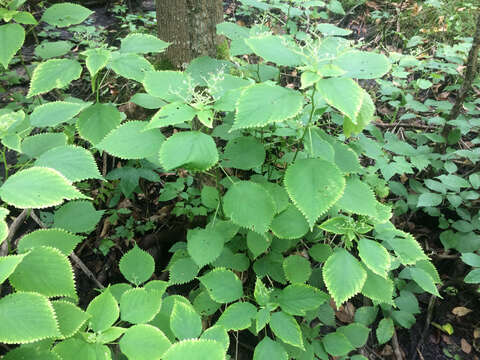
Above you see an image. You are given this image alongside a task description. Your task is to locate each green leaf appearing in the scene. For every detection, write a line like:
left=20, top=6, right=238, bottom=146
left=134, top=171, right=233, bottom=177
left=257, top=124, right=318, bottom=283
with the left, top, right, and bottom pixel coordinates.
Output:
left=255, top=308, right=271, bottom=333
left=0, top=167, right=87, bottom=208
left=119, top=324, right=171, bottom=360
left=270, top=204, right=309, bottom=240
left=28, top=59, right=82, bottom=97
left=86, top=289, right=119, bottom=333
left=30, top=101, right=89, bottom=128
left=216, top=302, right=257, bottom=331
left=13, top=11, right=38, bottom=25
left=146, top=102, right=196, bottom=130
left=322, top=332, right=353, bottom=357
left=0, top=254, right=26, bottom=285
left=269, top=311, right=304, bottom=350
left=83, top=48, right=111, bottom=78
left=317, top=23, right=352, bottom=36
left=409, top=267, right=440, bottom=296
left=278, top=284, right=328, bottom=316
left=130, top=93, right=166, bottom=109
left=52, top=300, right=89, bottom=339
left=77, top=103, right=122, bottom=145
left=41, top=3, right=93, bottom=27
left=358, top=238, right=390, bottom=278
left=336, top=51, right=391, bottom=79
left=284, top=158, right=345, bottom=229
left=247, top=231, right=271, bottom=259
left=201, top=186, right=220, bottom=209
left=53, top=339, right=110, bottom=359
left=258, top=182, right=289, bottom=214
left=170, top=300, right=202, bottom=340
left=283, top=255, right=311, bottom=284
left=0, top=23, right=25, bottom=68
left=464, top=269, right=480, bottom=284
left=223, top=181, right=275, bottom=233
left=193, top=290, right=221, bottom=316
left=354, top=306, right=378, bottom=326
left=159, top=131, right=218, bottom=171
left=245, top=35, right=303, bottom=66
left=97, top=121, right=164, bottom=160
left=120, top=33, right=169, bottom=54
left=199, top=268, right=243, bottom=303
left=0, top=292, right=59, bottom=344
left=308, top=243, right=332, bottom=263
left=187, top=227, right=225, bottom=268
left=9, top=246, right=76, bottom=298
left=332, top=141, right=362, bottom=174
left=53, top=200, right=104, bottom=234
left=21, top=133, right=68, bottom=158
left=386, top=230, right=428, bottom=265
left=35, top=40, right=73, bottom=59
left=0, top=208, right=8, bottom=245
left=417, top=192, right=443, bottom=207
left=361, top=267, right=394, bottom=304
left=36, top=145, right=102, bottom=182
left=323, top=249, right=366, bottom=307
left=163, top=339, right=225, bottom=360
left=337, top=323, right=370, bottom=348
left=143, top=70, right=191, bottom=102
left=319, top=216, right=351, bottom=234
left=108, top=52, right=154, bottom=82
left=376, top=318, right=394, bottom=344
left=17, top=229, right=83, bottom=256
left=254, top=278, right=271, bottom=306
left=119, top=245, right=155, bottom=285
left=200, top=325, right=230, bottom=352
left=120, top=288, right=162, bottom=324
left=223, top=136, right=266, bottom=170
left=335, top=177, right=378, bottom=217
left=316, top=78, right=363, bottom=123
left=253, top=337, right=288, bottom=360
left=461, top=253, right=480, bottom=267
left=169, top=257, right=199, bottom=285
left=3, top=345, right=60, bottom=360
left=232, top=83, right=303, bottom=131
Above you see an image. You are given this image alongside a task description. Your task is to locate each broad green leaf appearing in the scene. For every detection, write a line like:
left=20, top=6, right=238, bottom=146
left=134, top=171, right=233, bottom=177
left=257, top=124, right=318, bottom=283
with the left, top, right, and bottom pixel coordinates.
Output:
left=2, top=346, right=60, bottom=360
left=41, top=3, right=93, bottom=27
left=417, top=192, right=443, bottom=207
left=143, top=71, right=191, bottom=102
left=18, top=229, right=83, bottom=256
left=336, top=51, right=391, bottom=79
left=200, top=325, right=230, bottom=352
left=185, top=56, right=233, bottom=86
left=464, top=269, right=480, bottom=284
left=308, top=243, right=332, bottom=263
left=255, top=308, right=271, bottom=333
left=232, top=83, right=303, bottom=131
left=130, top=93, right=166, bottom=109
left=98, top=121, right=164, bottom=160
left=77, top=103, right=122, bottom=145
left=254, top=278, right=271, bottom=306
left=391, top=310, right=415, bottom=329
left=278, top=284, right=328, bottom=316
left=30, top=101, right=89, bottom=128
left=109, top=52, right=154, bottom=82
left=343, top=91, right=375, bottom=137
left=0, top=292, right=59, bottom=344
left=319, top=216, right=351, bottom=234
left=0, top=254, right=26, bottom=284
left=28, top=59, right=82, bottom=97
left=193, top=290, right=221, bottom=316
left=270, top=311, right=304, bottom=349
left=146, top=102, right=196, bottom=129
left=337, top=323, right=370, bottom=348
left=51, top=300, right=89, bottom=339
left=283, top=255, right=311, bottom=283
left=168, top=257, right=199, bottom=285
left=386, top=230, right=428, bottom=265
left=376, top=318, right=394, bottom=344
left=109, top=283, right=132, bottom=303
left=323, top=249, right=366, bottom=307
left=316, top=78, right=363, bottom=123
left=253, top=337, right=288, bottom=360
left=83, top=48, right=111, bottom=78
left=21, top=133, right=68, bottom=158
left=358, top=238, right=390, bottom=277
left=36, top=145, right=102, bottom=182
left=86, top=289, right=119, bottom=333
left=163, top=339, right=225, bottom=360
left=159, top=131, right=218, bottom=171
left=119, top=245, right=154, bottom=285
left=187, top=227, right=225, bottom=268
left=216, top=302, right=257, bottom=331
left=53, top=200, right=104, bottom=234
left=361, top=267, right=394, bottom=304
left=9, top=246, right=76, bottom=298
left=317, top=23, right=352, bottom=36
left=284, top=159, right=345, bottom=229
left=245, top=35, right=303, bottom=66
left=461, top=253, right=480, bottom=267
left=257, top=181, right=290, bottom=214
left=120, top=33, right=169, bottom=54
left=223, top=181, right=275, bottom=234
left=35, top=40, right=73, bottom=59
left=335, top=177, right=378, bottom=217
left=119, top=324, right=171, bottom=360
left=223, top=136, right=266, bottom=170
left=199, top=268, right=243, bottom=303
left=120, top=288, right=162, bottom=324
left=96, top=326, right=125, bottom=344
left=0, top=23, right=25, bottom=68
left=409, top=267, right=440, bottom=296
left=201, top=186, right=220, bottom=209
left=53, top=339, right=110, bottom=360
left=270, top=204, right=309, bottom=240
left=322, top=332, right=353, bottom=357
left=170, top=300, right=202, bottom=340
left=332, top=141, right=362, bottom=174
left=13, top=11, right=38, bottom=25
left=354, top=306, right=378, bottom=326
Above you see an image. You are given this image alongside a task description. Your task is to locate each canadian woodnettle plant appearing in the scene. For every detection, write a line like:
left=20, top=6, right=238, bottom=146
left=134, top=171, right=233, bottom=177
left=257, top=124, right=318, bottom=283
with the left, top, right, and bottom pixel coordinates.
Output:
left=0, top=1, right=442, bottom=359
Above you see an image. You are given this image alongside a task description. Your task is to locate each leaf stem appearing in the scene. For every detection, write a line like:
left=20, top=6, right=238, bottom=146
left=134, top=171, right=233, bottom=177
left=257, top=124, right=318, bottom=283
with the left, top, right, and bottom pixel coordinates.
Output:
left=292, top=87, right=316, bottom=163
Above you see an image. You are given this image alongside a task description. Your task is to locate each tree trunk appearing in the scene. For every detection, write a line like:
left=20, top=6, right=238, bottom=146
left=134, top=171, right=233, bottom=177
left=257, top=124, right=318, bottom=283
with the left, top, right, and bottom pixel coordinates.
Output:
left=155, top=0, right=224, bottom=69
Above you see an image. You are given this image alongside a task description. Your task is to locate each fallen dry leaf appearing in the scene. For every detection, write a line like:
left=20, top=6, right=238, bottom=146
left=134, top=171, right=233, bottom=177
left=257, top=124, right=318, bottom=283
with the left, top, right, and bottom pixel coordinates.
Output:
left=461, top=338, right=472, bottom=354
left=474, top=328, right=480, bottom=339
left=452, top=306, right=472, bottom=317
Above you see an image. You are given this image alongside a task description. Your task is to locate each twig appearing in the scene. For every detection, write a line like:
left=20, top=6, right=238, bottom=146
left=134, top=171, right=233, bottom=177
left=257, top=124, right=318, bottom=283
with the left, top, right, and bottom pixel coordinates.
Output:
left=30, top=211, right=104, bottom=289
left=373, top=122, right=437, bottom=130
left=392, top=329, right=404, bottom=360
left=411, top=295, right=436, bottom=360
left=0, top=209, right=29, bottom=256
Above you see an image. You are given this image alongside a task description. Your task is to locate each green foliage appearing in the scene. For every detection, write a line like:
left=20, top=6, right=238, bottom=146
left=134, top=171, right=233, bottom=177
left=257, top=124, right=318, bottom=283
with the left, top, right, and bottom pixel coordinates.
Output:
left=119, top=245, right=155, bottom=285
left=27, top=59, right=82, bottom=97
left=0, top=23, right=24, bottom=68
left=53, top=200, right=104, bottom=233
left=41, top=3, right=93, bottom=27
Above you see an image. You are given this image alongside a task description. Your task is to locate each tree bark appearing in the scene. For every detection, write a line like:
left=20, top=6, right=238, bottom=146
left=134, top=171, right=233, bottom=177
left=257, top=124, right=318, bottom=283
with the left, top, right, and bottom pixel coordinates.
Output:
left=155, top=0, right=223, bottom=69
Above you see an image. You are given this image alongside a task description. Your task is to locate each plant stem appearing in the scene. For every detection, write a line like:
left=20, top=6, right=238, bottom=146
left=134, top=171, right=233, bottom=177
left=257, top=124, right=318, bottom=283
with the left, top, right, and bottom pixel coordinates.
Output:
left=292, top=87, right=316, bottom=163
left=2, top=149, right=8, bottom=180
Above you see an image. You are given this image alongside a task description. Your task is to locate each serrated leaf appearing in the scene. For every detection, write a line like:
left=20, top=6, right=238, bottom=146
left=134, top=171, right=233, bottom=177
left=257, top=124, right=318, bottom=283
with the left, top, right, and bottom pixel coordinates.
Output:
left=377, top=318, right=394, bottom=344
left=187, top=227, right=225, bottom=268
left=146, top=102, right=196, bottom=129
left=258, top=181, right=290, bottom=214
left=21, top=133, right=68, bottom=158
left=169, top=257, right=199, bottom=285
left=83, top=48, right=111, bottom=78
left=216, top=302, right=257, bottom=331
left=53, top=338, right=110, bottom=360
left=223, top=181, right=275, bottom=234
left=223, top=136, right=266, bottom=170
left=18, top=228, right=83, bottom=256
left=283, top=255, right=311, bottom=283
left=284, top=159, right=345, bottom=229
left=343, top=90, right=375, bottom=136
left=119, top=245, right=154, bottom=285
left=0, top=292, right=59, bottom=344
left=417, top=192, right=443, bottom=207
left=199, top=268, right=243, bottom=303
left=336, top=51, right=391, bottom=79
left=316, top=78, right=363, bottom=123
left=200, top=325, right=230, bottom=352
left=358, top=238, right=390, bottom=277
left=308, top=243, right=332, bottom=263
left=108, top=52, right=153, bottom=82
left=120, top=33, right=169, bottom=54
left=270, top=204, right=309, bottom=240
left=338, top=323, right=370, bottom=348
left=52, top=300, right=89, bottom=339
left=36, top=145, right=102, bottom=182
left=319, top=216, right=351, bottom=234
left=253, top=337, right=288, bottom=360
left=323, top=249, right=366, bottom=307
left=53, top=200, right=104, bottom=234
left=96, top=326, right=126, bottom=344
left=9, top=246, right=76, bottom=298
left=30, top=101, right=89, bottom=128
left=97, top=121, right=164, bottom=160
left=232, top=83, right=303, bottom=131
left=163, top=339, right=225, bottom=360
left=86, top=289, right=119, bottom=333
left=270, top=311, right=304, bottom=350
left=120, top=288, right=162, bottom=324
left=465, top=269, right=480, bottom=283
left=386, top=230, right=428, bottom=265
left=255, top=308, right=270, bottom=333
left=159, top=131, right=218, bottom=171
left=28, top=59, right=82, bottom=97
left=35, top=40, right=73, bottom=59
left=77, top=103, right=122, bottom=145
left=335, top=177, right=378, bottom=217
left=170, top=300, right=202, bottom=340
left=322, top=332, right=353, bottom=356
left=0, top=23, right=25, bottom=69
left=332, top=141, right=362, bottom=174
left=354, top=306, right=378, bottom=326
left=0, top=254, right=26, bottom=284
left=119, top=324, right=171, bottom=360
left=41, top=3, right=93, bottom=27
left=3, top=345, right=60, bottom=360
left=361, top=267, right=394, bottom=304
left=245, top=35, right=303, bottom=66
left=410, top=267, right=440, bottom=296
left=278, top=284, right=328, bottom=316
left=193, top=290, right=221, bottom=316
left=143, top=70, right=191, bottom=102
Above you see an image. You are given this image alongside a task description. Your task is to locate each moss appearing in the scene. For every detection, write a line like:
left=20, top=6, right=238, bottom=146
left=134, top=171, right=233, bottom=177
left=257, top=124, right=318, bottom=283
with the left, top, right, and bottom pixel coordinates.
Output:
left=154, top=57, right=175, bottom=71
left=216, top=38, right=230, bottom=60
